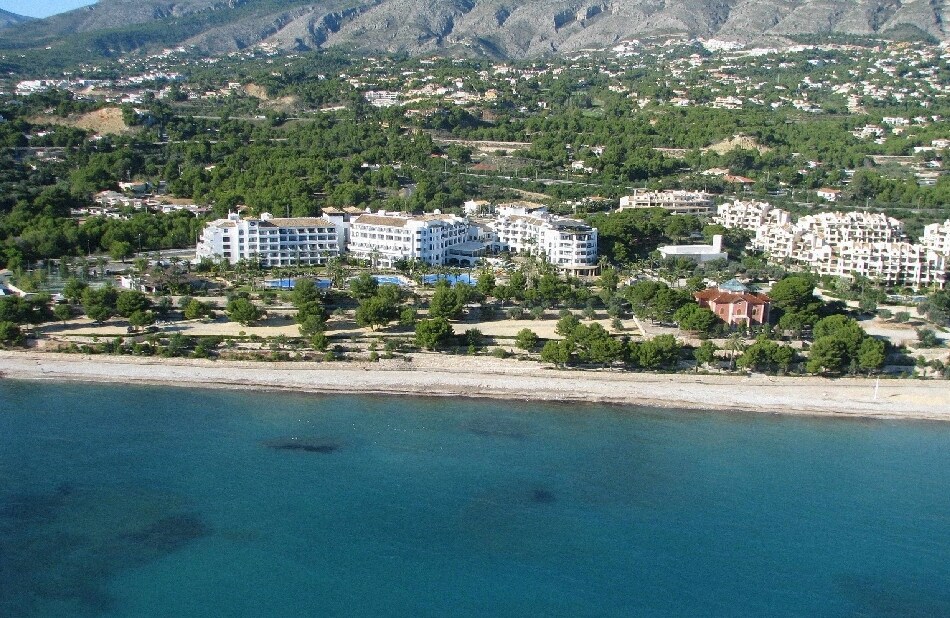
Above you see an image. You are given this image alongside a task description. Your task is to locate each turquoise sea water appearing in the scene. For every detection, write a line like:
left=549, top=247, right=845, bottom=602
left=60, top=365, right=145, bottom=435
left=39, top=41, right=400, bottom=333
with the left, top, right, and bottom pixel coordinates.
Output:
left=1, top=381, right=949, bottom=617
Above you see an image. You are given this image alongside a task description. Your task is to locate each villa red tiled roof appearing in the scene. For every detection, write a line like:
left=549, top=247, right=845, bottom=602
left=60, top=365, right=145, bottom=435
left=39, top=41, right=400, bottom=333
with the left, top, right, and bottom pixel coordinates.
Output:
left=694, top=288, right=770, bottom=305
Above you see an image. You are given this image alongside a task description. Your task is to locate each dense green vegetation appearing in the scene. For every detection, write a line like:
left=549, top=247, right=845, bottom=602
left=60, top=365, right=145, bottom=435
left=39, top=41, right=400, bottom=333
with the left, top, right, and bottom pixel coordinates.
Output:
left=4, top=39, right=949, bottom=271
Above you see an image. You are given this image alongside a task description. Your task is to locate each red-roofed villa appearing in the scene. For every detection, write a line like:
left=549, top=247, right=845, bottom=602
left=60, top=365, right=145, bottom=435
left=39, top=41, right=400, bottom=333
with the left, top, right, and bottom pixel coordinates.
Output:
left=694, top=279, right=771, bottom=327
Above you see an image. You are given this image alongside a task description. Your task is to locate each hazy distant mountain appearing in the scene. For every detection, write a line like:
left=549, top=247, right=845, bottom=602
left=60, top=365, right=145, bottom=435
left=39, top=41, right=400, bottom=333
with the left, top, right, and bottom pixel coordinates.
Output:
left=0, top=8, right=35, bottom=29
left=1, top=0, right=945, bottom=60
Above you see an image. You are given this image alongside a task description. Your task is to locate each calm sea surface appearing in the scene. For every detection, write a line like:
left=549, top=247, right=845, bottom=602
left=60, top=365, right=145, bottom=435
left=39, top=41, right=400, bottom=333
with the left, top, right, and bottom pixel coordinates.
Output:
left=1, top=380, right=949, bottom=617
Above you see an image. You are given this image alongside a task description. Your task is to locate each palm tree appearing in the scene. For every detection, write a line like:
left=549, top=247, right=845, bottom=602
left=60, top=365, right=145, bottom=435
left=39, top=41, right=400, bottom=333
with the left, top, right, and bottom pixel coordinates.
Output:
left=327, top=257, right=346, bottom=289
left=726, top=332, right=746, bottom=370
left=415, top=260, right=432, bottom=287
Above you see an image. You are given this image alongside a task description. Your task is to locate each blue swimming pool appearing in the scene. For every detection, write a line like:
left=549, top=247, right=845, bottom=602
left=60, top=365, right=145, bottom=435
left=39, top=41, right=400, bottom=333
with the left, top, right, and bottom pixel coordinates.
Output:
left=422, top=273, right=477, bottom=286
left=371, top=274, right=412, bottom=287
left=264, top=278, right=332, bottom=290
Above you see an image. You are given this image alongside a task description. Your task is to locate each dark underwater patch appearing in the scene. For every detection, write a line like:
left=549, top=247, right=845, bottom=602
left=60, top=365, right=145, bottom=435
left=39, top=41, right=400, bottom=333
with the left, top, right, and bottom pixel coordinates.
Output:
left=126, top=513, right=210, bottom=552
left=262, top=437, right=341, bottom=454
left=0, top=484, right=210, bottom=617
left=531, top=489, right=556, bottom=504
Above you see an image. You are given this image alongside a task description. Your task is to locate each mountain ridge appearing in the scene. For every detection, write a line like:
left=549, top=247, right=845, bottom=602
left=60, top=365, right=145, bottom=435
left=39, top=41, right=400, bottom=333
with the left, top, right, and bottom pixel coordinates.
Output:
left=0, top=8, right=35, bottom=29
left=1, top=0, right=945, bottom=61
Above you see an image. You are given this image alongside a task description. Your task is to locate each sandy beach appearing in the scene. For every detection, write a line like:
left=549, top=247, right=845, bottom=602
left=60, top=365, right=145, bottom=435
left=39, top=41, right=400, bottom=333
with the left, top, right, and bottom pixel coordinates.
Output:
left=2, top=350, right=948, bottom=421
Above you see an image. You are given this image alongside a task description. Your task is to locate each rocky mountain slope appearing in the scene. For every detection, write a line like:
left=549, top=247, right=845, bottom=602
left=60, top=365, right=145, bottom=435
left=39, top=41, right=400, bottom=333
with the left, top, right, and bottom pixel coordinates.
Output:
left=0, top=8, right=34, bottom=29
left=2, top=0, right=945, bottom=59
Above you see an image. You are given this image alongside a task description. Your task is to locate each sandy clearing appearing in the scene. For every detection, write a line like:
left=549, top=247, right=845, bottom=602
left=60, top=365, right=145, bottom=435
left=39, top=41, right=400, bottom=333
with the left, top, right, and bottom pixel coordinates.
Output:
left=31, top=107, right=132, bottom=135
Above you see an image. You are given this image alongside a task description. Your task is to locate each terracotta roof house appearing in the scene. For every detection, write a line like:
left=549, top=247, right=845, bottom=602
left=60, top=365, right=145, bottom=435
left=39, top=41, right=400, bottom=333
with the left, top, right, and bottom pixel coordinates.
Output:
left=694, top=279, right=771, bottom=326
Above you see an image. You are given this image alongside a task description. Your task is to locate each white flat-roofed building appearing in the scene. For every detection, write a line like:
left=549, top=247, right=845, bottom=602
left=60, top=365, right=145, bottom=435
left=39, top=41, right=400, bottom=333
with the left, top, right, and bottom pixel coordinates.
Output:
left=491, top=212, right=598, bottom=273
left=816, top=188, right=842, bottom=202
left=658, top=235, right=728, bottom=263
left=495, top=202, right=548, bottom=217
left=619, top=190, right=714, bottom=215
left=364, top=90, right=399, bottom=107
left=197, top=212, right=342, bottom=266
left=348, top=210, right=470, bottom=268
left=922, top=220, right=950, bottom=255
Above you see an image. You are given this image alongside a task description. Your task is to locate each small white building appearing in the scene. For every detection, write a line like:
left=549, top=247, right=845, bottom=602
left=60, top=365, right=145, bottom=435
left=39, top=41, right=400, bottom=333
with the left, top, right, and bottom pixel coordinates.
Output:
left=658, top=235, right=727, bottom=263
left=118, top=181, right=150, bottom=194
left=463, top=200, right=492, bottom=216
left=816, top=188, right=842, bottom=202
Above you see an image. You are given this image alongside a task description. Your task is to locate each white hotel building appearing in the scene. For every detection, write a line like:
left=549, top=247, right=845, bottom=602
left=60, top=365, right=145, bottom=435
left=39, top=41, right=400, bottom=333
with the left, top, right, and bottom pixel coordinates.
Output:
left=491, top=210, right=598, bottom=275
left=197, top=213, right=343, bottom=267
left=793, top=211, right=905, bottom=245
left=198, top=207, right=599, bottom=274
left=347, top=211, right=471, bottom=268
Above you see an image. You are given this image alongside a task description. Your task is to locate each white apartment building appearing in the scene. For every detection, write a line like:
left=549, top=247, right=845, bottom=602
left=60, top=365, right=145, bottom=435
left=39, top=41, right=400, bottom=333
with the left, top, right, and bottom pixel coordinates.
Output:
left=348, top=211, right=470, bottom=268
left=795, top=211, right=904, bottom=244
left=720, top=206, right=945, bottom=288
left=364, top=91, right=399, bottom=107
left=808, top=240, right=947, bottom=288
left=491, top=212, right=598, bottom=274
left=619, top=190, right=715, bottom=215
left=197, top=212, right=342, bottom=266
left=921, top=220, right=950, bottom=256
left=715, top=200, right=791, bottom=230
